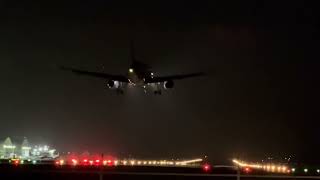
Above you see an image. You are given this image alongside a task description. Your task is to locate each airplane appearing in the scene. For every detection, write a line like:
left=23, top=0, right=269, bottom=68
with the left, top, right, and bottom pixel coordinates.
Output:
left=61, top=44, right=205, bottom=95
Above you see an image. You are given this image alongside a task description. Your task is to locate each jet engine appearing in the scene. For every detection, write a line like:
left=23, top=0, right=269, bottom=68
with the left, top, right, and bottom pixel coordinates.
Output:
left=163, top=80, right=174, bottom=89
left=107, top=80, right=120, bottom=89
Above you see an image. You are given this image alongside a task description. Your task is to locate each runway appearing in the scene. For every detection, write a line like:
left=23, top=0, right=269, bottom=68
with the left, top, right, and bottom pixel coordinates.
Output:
left=2, top=166, right=320, bottom=180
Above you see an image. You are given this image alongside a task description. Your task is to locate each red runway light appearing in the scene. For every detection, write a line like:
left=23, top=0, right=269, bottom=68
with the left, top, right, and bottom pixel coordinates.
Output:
left=244, top=167, right=251, bottom=173
left=203, top=164, right=211, bottom=172
left=95, top=159, right=101, bottom=166
left=107, top=160, right=113, bottom=166
left=14, top=160, right=19, bottom=165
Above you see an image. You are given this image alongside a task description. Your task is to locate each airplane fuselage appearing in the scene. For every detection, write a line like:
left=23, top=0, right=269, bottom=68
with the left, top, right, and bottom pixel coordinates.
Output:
left=127, top=61, right=153, bottom=86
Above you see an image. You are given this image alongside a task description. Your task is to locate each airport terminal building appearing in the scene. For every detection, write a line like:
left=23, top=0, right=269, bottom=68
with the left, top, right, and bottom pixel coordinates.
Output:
left=0, top=137, right=58, bottom=160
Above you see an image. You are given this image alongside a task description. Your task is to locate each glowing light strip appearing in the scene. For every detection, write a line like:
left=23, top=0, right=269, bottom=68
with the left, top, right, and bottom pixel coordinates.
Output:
left=3, top=145, right=16, bottom=149
left=177, top=159, right=203, bottom=165
left=233, top=159, right=289, bottom=173
left=22, top=147, right=31, bottom=150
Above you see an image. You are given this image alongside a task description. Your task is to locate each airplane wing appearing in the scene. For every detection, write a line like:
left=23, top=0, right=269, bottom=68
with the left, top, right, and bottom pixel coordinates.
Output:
left=60, top=66, right=129, bottom=82
left=145, top=72, right=205, bottom=83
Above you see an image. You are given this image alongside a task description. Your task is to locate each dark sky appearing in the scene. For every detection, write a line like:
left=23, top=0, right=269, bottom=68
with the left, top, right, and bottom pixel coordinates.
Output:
left=0, top=1, right=319, bottom=164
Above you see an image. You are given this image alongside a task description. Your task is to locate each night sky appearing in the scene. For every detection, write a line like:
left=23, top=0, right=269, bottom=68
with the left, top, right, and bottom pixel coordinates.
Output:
left=0, top=1, right=319, bottom=164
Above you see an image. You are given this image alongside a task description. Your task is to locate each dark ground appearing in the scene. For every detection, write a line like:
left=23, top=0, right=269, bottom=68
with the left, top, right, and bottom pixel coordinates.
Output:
left=1, top=164, right=319, bottom=180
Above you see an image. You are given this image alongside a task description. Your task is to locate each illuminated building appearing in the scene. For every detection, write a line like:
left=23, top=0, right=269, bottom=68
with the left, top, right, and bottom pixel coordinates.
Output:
left=1, top=137, right=16, bottom=159
left=21, top=138, right=31, bottom=158
left=31, top=145, right=57, bottom=159
left=0, top=137, right=58, bottom=160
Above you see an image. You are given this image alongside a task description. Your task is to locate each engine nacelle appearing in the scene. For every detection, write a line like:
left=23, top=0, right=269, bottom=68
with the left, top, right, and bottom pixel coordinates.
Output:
left=107, top=80, right=120, bottom=89
left=163, top=80, right=174, bottom=89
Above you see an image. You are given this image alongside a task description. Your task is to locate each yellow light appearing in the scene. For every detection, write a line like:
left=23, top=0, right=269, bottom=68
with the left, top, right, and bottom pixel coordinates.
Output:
left=282, top=166, right=287, bottom=172
left=130, top=161, right=135, bottom=165
left=179, top=158, right=203, bottom=164
left=277, top=166, right=282, bottom=172
left=143, top=161, right=147, bottom=165
left=123, top=161, right=127, bottom=165
left=129, top=68, right=134, bottom=73
left=137, top=161, right=141, bottom=165
left=103, top=160, right=107, bottom=165
left=60, top=160, right=64, bottom=165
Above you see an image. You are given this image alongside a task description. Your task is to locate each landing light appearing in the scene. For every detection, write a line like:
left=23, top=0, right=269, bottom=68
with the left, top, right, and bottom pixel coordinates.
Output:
left=129, top=68, right=134, bottom=73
